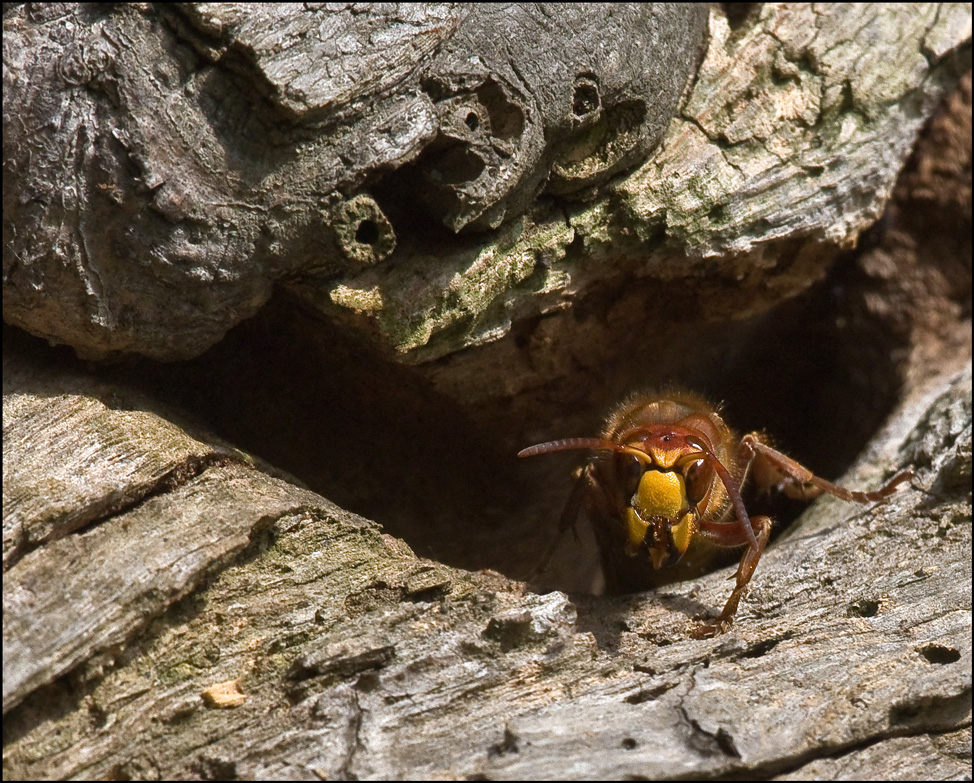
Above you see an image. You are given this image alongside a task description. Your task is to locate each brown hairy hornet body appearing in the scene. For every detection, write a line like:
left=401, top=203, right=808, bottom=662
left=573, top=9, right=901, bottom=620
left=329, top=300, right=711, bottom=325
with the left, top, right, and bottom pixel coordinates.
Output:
left=519, top=390, right=911, bottom=636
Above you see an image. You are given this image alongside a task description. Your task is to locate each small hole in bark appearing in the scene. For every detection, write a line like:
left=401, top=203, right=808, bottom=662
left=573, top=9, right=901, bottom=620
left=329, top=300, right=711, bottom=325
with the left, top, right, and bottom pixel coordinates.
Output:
left=465, top=112, right=479, bottom=131
left=355, top=219, right=379, bottom=246
left=428, top=146, right=486, bottom=185
left=919, top=644, right=960, bottom=664
left=848, top=598, right=881, bottom=617
left=572, top=80, right=600, bottom=119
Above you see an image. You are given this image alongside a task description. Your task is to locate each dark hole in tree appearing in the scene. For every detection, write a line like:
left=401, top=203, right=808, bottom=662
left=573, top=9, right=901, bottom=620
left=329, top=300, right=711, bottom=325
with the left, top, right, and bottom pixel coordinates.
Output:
left=143, top=294, right=516, bottom=573
left=355, top=219, right=379, bottom=245
left=475, top=80, right=524, bottom=140
left=134, top=247, right=905, bottom=594
left=572, top=82, right=600, bottom=119
left=847, top=598, right=881, bottom=618
left=919, top=644, right=961, bottom=665
left=465, top=112, right=480, bottom=131
left=426, top=145, right=486, bottom=185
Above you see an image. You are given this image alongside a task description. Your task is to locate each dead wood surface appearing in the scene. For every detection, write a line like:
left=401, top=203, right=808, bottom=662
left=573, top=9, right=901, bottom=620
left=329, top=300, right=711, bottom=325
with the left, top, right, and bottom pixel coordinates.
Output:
left=2, top=342, right=971, bottom=780
left=2, top=3, right=707, bottom=360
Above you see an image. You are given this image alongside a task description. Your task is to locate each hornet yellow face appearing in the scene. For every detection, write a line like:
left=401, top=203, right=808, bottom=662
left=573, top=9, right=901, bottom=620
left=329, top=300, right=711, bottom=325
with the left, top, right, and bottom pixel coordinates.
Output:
left=624, top=468, right=696, bottom=569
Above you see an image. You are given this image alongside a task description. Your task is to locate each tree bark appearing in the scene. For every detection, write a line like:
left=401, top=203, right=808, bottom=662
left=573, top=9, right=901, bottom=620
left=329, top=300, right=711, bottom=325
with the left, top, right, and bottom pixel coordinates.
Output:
left=3, top=332, right=970, bottom=779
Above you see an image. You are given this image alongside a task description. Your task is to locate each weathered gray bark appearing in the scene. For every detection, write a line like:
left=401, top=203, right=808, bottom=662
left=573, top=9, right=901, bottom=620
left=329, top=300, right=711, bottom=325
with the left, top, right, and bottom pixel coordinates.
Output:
left=3, top=3, right=707, bottom=360
left=3, top=338, right=970, bottom=779
left=3, top=4, right=972, bottom=781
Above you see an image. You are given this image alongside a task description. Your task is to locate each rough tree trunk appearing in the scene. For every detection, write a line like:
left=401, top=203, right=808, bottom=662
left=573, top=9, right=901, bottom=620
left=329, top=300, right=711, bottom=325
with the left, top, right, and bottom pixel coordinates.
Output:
left=3, top=4, right=972, bottom=780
